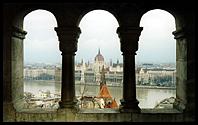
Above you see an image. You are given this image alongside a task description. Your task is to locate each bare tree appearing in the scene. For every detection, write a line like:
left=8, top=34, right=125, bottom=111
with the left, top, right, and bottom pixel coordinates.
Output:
left=79, top=82, right=88, bottom=108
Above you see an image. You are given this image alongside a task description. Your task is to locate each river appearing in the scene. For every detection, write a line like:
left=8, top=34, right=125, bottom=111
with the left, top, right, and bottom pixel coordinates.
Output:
left=24, top=80, right=176, bottom=109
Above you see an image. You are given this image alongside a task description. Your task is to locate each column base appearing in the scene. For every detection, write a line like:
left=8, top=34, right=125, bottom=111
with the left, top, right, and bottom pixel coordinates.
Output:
left=173, top=98, right=186, bottom=112
left=3, top=102, right=16, bottom=122
left=57, top=105, right=79, bottom=121
left=59, top=99, right=78, bottom=108
left=119, top=99, right=141, bottom=113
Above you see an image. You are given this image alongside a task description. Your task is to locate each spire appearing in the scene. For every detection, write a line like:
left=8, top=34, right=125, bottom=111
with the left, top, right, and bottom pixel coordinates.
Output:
left=100, top=65, right=106, bottom=89
left=98, top=48, right=101, bottom=55
left=117, top=59, right=119, bottom=64
left=98, top=84, right=112, bottom=98
left=110, top=59, right=112, bottom=66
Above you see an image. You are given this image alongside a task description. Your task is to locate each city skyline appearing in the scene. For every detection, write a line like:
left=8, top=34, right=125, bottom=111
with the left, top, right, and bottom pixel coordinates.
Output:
left=24, top=9, right=176, bottom=64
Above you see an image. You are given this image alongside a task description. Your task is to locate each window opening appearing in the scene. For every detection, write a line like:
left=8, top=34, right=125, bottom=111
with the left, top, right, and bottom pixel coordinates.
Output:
left=23, top=9, right=61, bottom=111
left=75, top=10, right=122, bottom=110
left=136, top=9, right=176, bottom=109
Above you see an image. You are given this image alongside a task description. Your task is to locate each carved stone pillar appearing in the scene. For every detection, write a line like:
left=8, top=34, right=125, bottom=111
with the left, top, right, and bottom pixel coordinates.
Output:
left=3, top=26, right=27, bottom=121
left=11, top=26, right=27, bottom=110
left=117, top=26, right=143, bottom=113
left=55, top=26, right=81, bottom=108
left=172, top=28, right=188, bottom=111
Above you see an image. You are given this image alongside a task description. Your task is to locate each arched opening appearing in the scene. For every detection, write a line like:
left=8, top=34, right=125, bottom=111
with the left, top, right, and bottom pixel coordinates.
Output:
left=3, top=3, right=195, bottom=122
left=76, top=10, right=122, bottom=109
left=23, top=9, right=61, bottom=111
left=136, top=9, right=176, bottom=109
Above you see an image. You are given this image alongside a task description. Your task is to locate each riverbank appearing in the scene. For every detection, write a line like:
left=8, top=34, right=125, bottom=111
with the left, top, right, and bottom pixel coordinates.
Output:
left=24, top=80, right=176, bottom=89
left=136, top=85, right=176, bottom=90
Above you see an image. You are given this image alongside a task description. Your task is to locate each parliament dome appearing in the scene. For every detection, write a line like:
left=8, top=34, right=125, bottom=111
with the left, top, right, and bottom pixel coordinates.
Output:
left=95, top=49, right=104, bottom=62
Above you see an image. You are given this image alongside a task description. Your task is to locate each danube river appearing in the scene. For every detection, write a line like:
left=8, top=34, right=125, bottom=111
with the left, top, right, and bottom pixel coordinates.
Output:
left=24, top=81, right=176, bottom=109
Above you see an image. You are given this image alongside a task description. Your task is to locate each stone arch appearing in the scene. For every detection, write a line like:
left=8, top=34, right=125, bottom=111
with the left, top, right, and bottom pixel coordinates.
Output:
left=77, top=8, right=120, bottom=27
left=10, top=8, right=59, bottom=111
left=12, top=7, right=58, bottom=29
left=3, top=3, right=195, bottom=122
left=75, top=9, right=122, bottom=108
left=76, top=9, right=121, bottom=58
left=137, top=9, right=176, bottom=109
left=139, top=8, right=176, bottom=26
left=161, top=9, right=193, bottom=112
left=138, top=8, right=193, bottom=112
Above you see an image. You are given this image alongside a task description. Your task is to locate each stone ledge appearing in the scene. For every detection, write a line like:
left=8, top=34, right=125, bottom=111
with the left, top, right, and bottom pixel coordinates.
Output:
left=16, top=108, right=58, bottom=113
left=15, top=108, right=182, bottom=114
left=8, top=108, right=188, bottom=122
left=140, top=108, right=182, bottom=114
left=77, top=108, right=120, bottom=113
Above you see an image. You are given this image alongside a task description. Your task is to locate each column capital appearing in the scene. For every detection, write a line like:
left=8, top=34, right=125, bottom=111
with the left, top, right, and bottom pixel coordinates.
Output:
left=172, top=27, right=193, bottom=40
left=173, top=97, right=186, bottom=112
left=120, top=99, right=140, bottom=113
left=172, top=28, right=186, bottom=40
left=12, top=26, right=27, bottom=39
left=117, top=26, right=143, bottom=54
left=55, top=26, right=81, bottom=54
left=117, top=26, right=143, bottom=35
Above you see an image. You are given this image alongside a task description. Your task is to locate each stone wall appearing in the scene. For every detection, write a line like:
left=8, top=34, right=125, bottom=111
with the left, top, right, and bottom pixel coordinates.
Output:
left=11, top=109, right=191, bottom=122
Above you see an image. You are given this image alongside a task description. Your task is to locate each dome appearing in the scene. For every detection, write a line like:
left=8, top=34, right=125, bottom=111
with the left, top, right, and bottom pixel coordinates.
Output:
left=95, top=49, right=104, bottom=62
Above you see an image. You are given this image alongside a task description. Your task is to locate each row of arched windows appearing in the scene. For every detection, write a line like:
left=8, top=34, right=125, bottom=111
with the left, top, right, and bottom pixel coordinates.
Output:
left=23, top=9, right=176, bottom=110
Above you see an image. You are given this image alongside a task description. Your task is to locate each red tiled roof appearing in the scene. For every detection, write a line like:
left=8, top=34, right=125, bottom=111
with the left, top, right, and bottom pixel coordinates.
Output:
left=97, top=84, right=118, bottom=108
left=110, top=98, right=118, bottom=108
left=98, top=84, right=112, bottom=98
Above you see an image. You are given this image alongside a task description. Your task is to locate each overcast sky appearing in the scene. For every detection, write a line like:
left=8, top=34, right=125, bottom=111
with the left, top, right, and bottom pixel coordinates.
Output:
left=24, top=9, right=176, bottom=64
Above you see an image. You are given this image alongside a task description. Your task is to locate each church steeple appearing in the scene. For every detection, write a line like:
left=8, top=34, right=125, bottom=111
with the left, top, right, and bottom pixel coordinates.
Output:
left=100, top=65, right=106, bottom=89
left=117, top=59, right=119, bottom=64
left=98, top=48, right=101, bottom=55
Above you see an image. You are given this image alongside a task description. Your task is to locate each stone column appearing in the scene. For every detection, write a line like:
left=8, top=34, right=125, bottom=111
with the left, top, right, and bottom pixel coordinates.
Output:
left=11, top=26, right=27, bottom=110
left=55, top=26, right=81, bottom=108
left=117, top=26, right=143, bottom=113
left=3, top=26, right=27, bottom=121
left=172, top=28, right=187, bottom=111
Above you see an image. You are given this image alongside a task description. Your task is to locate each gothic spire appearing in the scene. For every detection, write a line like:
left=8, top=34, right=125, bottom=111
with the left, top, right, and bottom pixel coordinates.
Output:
left=98, top=48, right=100, bottom=55
left=100, top=65, right=106, bottom=89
